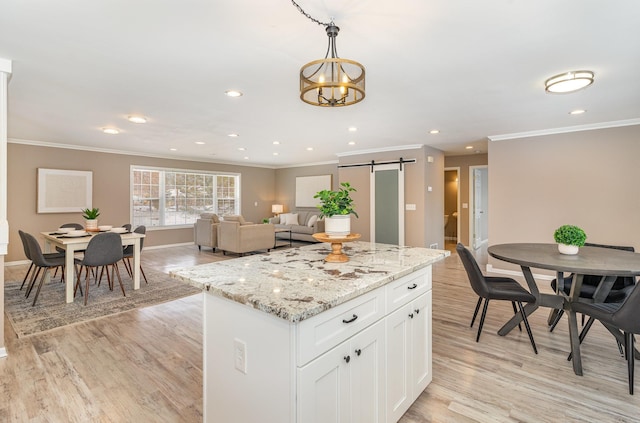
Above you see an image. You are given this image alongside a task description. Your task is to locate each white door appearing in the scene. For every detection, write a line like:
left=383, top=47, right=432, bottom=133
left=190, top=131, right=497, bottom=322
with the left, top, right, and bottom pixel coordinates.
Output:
left=370, top=164, right=405, bottom=245
left=470, top=166, right=488, bottom=249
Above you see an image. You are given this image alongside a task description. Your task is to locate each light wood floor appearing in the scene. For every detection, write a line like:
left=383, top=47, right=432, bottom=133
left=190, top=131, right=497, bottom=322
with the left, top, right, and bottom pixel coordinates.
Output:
left=2, top=244, right=640, bottom=422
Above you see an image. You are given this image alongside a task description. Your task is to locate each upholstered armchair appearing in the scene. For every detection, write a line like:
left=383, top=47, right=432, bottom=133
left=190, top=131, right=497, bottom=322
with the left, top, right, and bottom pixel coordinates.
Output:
left=217, top=219, right=275, bottom=256
left=194, top=213, right=220, bottom=252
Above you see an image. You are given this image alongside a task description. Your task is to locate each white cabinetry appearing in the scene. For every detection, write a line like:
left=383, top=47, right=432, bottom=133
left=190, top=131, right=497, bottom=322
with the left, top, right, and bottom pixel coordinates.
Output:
left=298, top=320, right=386, bottom=423
left=386, top=291, right=432, bottom=423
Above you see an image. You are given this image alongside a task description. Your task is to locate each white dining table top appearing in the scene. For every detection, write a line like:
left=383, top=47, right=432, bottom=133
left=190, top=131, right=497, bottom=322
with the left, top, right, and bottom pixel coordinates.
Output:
left=41, top=230, right=144, bottom=244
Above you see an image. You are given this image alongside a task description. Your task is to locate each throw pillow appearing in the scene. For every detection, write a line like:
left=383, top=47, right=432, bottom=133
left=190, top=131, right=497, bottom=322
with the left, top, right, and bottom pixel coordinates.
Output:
left=278, top=213, right=291, bottom=224
left=283, top=213, right=299, bottom=225
left=307, top=214, right=318, bottom=227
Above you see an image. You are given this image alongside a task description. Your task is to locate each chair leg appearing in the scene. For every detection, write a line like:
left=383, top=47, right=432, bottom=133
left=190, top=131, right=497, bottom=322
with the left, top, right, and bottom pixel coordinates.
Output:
left=20, top=262, right=34, bottom=290
left=567, top=317, right=596, bottom=361
left=549, top=309, right=565, bottom=333
left=32, top=268, right=51, bottom=306
left=113, top=263, right=126, bottom=297
left=84, top=266, right=92, bottom=306
left=517, top=301, right=538, bottom=354
left=625, top=332, right=634, bottom=395
left=511, top=301, right=522, bottom=332
left=25, top=267, right=43, bottom=298
left=476, top=298, right=489, bottom=342
left=140, top=265, right=148, bottom=284
left=470, top=297, right=482, bottom=328
left=123, top=257, right=133, bottom=277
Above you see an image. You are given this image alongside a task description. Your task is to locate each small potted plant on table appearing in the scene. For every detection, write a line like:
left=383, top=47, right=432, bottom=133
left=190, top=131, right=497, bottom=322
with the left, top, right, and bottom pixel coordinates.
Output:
left=553, top=224, right=587, bottom=255
left=82, top=207, right=101, bottom=232
left=314, top=182, right=358, bottom=238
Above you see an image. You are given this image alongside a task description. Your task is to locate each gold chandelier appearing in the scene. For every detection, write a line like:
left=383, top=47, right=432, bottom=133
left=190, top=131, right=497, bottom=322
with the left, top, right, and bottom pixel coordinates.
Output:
left=292, top=1, right=365, bottom=107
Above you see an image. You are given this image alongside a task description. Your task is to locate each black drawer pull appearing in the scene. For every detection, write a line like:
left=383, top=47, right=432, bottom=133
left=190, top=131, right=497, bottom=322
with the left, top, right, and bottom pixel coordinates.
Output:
left=407, top=283, right=418, bottom=290
left=415, top=309, right=420, bottom=314
left=409, top=313, right=414, bottom=319
left=344, top=355, right=351, bottom=363
left=342, top=314, right=358, bottom=324
left=355, top=349, right=362, bottom=357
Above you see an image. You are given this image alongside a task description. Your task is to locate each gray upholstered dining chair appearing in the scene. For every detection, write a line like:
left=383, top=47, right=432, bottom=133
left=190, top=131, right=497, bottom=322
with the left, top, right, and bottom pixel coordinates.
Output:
left=18, top=229, right=64, bottom=291
left=73, top=232, right=125, bottom=305
left=572, top=282, right=640, bottom=394
left=21, top=231, right=66, bottom=306
left=457, top=243, right=538, bottom=354
left=122, top=225, right=147, bottom=284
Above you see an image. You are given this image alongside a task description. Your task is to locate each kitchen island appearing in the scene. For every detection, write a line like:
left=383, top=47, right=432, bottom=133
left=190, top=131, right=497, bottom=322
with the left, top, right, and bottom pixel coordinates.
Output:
left=171, top=241, right=449, bottom=423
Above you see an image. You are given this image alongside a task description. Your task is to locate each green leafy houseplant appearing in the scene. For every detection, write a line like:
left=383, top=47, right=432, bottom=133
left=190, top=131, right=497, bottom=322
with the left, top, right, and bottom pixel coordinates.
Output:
left=81, top=207, right=100, bottom=220
left=314, top=182, right=359, bottom=218
left=553, top=224, right=587, bottom=246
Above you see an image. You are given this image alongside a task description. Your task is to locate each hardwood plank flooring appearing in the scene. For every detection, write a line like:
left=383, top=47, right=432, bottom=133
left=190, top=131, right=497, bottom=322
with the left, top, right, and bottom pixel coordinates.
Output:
left=2, top=243, right=640, bottom=422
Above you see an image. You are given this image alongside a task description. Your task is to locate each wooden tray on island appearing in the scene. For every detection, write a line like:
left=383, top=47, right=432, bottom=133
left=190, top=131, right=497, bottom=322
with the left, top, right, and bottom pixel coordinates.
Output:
left=312, top=232, right=361, bottom=263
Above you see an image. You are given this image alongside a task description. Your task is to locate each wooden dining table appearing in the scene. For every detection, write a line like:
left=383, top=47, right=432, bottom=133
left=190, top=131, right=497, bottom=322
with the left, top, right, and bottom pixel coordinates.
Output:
left=41, top=231, right=145, bottom=303
left=488, top=243, right=640, bottom=376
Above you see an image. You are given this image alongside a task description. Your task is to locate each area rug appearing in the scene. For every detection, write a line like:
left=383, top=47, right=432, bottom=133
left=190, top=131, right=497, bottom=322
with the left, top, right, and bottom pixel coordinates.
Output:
left=4, top=267, right=204, bottom=338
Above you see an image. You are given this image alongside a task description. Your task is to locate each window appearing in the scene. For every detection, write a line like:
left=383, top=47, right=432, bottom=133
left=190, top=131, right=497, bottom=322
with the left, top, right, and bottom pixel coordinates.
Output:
left=131, top=167, right=240, bottom=228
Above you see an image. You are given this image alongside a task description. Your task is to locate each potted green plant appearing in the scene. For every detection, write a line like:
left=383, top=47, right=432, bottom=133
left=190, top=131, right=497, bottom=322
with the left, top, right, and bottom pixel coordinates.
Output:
left=314, top=182, right=358, bottom=238
left=81, top=207, right=101, bottom=232
left=553, top=224, right=587, bottom=255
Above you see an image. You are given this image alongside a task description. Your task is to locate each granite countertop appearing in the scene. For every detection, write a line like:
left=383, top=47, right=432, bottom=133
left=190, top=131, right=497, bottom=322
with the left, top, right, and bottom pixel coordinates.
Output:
left=170, top=241, right=449, bottom=322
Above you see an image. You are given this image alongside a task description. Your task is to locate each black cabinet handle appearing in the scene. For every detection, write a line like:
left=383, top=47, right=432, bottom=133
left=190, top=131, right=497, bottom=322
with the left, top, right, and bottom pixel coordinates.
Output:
left=415, top=309, right=420, bottom=314
left=407, top=283, right=418, bottom=290
left=342, top=314, right=358, bottom=324
left=355, top=349, right=362, bottom=357
left=409, top=313, right=414, bottom=319
left=344, top=355, right=351, bottom=363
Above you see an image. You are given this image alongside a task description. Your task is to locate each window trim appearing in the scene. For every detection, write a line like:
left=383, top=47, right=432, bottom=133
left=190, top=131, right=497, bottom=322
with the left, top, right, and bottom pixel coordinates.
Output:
left=130, top=165, right=241, bottom=229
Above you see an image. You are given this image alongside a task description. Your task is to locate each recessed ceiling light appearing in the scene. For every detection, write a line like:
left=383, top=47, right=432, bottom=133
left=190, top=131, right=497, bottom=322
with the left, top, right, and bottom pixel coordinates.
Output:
left=273, top=152, right=279, bottom=156
left=225, top=90, right=243, bottom=97
left=306, top=147, right=313, bottom=151
left=273, top=141, right=280, bottom=145
left=228, top=133, right=239, bottom=138
left=238, top=147, right=246, bottom=151
left=429, top=129, right=440, bottom=134
left=102, top=128, right=119, bottom=135
left=465, top=146, right=473, bottom=150
left=545, top=70, right=594, bottom=93
left=127, top=116, right=147, bottom=124
left=195, top=141, right=205, bottom=145
left=569, top=109, right=586, bottom=115
left=348, top=141, right=356, bottom=145
left=170, top=148, right=177, bottom=151
left=244, top=156, right=249, bottom=160
left=348, top=127, right=357, bottom=132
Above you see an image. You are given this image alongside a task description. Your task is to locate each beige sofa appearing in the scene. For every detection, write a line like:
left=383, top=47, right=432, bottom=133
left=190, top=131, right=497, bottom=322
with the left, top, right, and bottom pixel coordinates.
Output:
left=218, top=216, right=275, bottom=256
left=194, top=213, right=220, bottom=252
left=269, top=210, right=324, bottom=243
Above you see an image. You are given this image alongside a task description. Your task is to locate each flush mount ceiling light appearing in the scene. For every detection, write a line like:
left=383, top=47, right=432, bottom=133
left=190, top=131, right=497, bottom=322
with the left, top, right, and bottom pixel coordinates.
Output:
left=225, top=90, right=243, bottom=97
left=102, top=128, right=119, bottom=135
left=545, top=70, right=594, bottom=93
left=293, top=1, right=365, bottom=107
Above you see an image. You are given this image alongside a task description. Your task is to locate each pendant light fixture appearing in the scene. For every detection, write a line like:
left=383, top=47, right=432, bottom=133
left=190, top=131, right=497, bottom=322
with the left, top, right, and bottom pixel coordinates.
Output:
left=292, top=1, right=365, bottom=107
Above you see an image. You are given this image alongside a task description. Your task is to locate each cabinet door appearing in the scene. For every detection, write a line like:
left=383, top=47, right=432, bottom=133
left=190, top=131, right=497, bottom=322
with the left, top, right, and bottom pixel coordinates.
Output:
left=410, top=291, right=432, bottom=395
left=350, top=320, right=386, bottom=423
left=298, top=341, right=351, bottom=423
left=385, top=303, right=412, bottom=423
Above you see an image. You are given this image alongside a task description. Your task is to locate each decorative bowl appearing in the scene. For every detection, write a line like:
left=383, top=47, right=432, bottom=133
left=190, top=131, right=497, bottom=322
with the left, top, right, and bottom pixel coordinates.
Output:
left=57, top=227, right=73, bottom=233
left=110, top=227, right=128, bottom=233
left=68, top=230, right=87, bottom=236
left=98, top=225, right=113, bottom=231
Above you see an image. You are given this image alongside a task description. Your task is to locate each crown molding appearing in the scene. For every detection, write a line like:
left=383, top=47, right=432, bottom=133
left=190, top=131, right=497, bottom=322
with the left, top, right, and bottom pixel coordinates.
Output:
left=335, top=144, right=424, bottom=157
left=488, top=118, right=640, bottom=142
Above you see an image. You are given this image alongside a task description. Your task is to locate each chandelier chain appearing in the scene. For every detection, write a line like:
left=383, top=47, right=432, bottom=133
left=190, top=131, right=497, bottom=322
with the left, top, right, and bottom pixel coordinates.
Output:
left=291, top=0, right=331, bottom=27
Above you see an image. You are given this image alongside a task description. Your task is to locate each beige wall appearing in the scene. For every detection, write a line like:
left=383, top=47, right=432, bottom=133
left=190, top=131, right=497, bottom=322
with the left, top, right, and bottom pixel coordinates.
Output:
left=5, top=143, right=275, bottom=262
left=444, top=154, right=488, bottom=245
left=488, top=124, right=640, bottom=272
left=274, top=163, right=340, bottom=215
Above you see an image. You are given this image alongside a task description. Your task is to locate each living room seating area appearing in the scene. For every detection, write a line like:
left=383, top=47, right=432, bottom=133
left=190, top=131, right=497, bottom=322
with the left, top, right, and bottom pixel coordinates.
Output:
left=269, top=210, right=323, bottom=243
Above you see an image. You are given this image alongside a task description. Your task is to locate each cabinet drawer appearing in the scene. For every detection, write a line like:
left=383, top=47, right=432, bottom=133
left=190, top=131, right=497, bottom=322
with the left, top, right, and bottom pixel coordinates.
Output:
left=297, top=288, right=385, bottom=366
left=385, top=266, right=431, bottom=313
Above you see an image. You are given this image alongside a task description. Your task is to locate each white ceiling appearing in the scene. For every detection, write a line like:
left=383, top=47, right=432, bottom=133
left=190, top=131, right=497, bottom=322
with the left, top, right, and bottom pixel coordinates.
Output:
left=2, top=0, right=640, bottom=167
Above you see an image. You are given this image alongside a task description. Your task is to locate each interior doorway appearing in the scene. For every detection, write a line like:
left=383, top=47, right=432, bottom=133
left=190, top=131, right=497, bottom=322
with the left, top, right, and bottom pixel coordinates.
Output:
left=444, top=168, right=460, bottom=250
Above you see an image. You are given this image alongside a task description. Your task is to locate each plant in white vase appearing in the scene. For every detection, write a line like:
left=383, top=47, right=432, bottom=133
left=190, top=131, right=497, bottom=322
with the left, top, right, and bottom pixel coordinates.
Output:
left=314, top=182, right=358, bottom=238
left=553, top=224, right=587, bottom=255
left=81, top=207, right=100, bottom=232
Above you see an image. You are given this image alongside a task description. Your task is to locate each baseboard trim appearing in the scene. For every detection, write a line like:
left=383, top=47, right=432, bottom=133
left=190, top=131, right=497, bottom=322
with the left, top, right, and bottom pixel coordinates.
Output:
left=485, top=264, right=554, bottom=281
left=4, top=259, right=30, bottom=267
left=144, top=242, right=196, bottom=251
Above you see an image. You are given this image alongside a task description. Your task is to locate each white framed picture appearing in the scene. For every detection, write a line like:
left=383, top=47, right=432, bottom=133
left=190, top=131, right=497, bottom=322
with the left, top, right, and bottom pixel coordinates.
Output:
left=37, top=168, right=93, bottom=213
left=295, top=175, right=332, bottom=207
